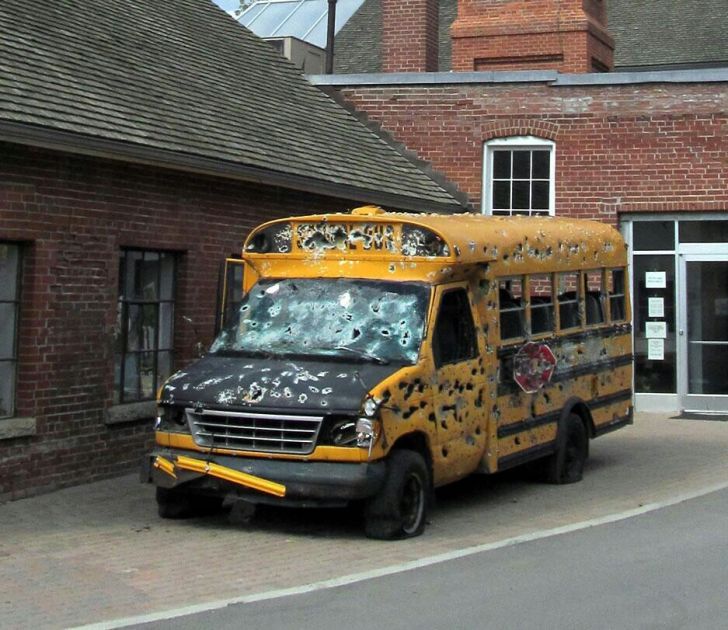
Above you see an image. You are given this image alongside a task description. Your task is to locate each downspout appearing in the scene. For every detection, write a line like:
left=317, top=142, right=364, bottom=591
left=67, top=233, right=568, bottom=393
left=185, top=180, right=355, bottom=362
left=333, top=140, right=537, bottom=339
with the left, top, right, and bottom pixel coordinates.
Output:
left=325, top=0, right=337, bottom=74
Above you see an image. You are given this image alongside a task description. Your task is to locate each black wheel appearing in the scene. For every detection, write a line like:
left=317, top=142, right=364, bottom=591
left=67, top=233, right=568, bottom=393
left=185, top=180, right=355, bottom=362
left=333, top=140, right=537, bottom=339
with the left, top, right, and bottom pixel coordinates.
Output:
left=544, top=413, right=588, bottom=484
left=364, top=449, right=430, bottom=540
left=156, top=487, right=223, bottom=519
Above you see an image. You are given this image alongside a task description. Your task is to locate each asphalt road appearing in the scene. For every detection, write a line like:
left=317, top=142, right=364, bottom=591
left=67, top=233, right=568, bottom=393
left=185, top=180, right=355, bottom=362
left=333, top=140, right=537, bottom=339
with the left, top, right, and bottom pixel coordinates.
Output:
left=135, top=486, right=728, bottom=630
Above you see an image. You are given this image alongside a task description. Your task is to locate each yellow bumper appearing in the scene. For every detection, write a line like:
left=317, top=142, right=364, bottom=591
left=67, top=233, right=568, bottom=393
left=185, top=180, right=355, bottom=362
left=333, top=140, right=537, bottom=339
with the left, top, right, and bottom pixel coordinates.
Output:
left=153, top=455, right=286, bottom=498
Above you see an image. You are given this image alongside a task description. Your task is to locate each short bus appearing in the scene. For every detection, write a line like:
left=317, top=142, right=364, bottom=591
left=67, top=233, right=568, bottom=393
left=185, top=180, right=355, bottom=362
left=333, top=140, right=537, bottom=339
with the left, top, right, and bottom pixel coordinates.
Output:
left=144, top=206, right=632, bottom=539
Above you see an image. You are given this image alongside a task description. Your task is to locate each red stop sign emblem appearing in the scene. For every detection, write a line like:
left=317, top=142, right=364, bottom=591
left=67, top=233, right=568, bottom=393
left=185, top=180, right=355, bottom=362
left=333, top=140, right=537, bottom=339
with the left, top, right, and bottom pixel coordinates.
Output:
left=513, top=342, right=557, bottom=394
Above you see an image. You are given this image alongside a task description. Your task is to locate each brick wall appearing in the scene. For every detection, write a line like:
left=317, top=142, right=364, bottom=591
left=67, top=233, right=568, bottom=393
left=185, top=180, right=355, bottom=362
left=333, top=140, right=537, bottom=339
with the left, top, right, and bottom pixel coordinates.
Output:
left=382, top=0, right=439, bottom=72
left=0, top=143, right=361, bottom=500
left=335, top=81, right=728, bottom=221
left=450, top=0, right=614, bottom=73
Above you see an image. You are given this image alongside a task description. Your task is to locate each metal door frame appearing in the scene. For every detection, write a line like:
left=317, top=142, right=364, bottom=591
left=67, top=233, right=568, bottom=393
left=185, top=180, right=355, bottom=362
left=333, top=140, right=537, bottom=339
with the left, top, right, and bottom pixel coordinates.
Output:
left=678, top=250, right=728, bottom=412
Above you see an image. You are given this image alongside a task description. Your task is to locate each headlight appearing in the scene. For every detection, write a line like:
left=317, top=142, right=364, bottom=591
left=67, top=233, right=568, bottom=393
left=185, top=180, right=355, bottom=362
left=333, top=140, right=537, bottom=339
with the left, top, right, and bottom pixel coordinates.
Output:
left=362, top=396, right=381, bottom=418
left=155, top=405, right=188, bottom=432
left=355, top=418, right=380, bottom=449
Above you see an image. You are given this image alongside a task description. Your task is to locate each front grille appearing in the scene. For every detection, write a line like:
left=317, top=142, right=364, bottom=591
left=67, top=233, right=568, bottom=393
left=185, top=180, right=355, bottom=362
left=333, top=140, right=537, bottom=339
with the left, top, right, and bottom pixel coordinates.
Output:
left=185, top=408, right=324, bottom=455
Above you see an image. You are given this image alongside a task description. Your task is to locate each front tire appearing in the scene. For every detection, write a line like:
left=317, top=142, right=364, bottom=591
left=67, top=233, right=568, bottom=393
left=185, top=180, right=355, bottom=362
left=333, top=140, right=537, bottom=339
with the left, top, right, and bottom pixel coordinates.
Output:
left=364, top=449, right=430, bottom=540
left=544, top=413, right=588, bottom=484
left=156, top=487, right=223, bottom=519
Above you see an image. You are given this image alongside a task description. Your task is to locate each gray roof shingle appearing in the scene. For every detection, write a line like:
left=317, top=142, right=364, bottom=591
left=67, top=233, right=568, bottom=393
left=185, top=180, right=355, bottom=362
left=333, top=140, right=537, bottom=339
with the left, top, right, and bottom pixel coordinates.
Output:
left=0, top=0, right=465, bottom=211
left=332, top=0, right=728, bottom=73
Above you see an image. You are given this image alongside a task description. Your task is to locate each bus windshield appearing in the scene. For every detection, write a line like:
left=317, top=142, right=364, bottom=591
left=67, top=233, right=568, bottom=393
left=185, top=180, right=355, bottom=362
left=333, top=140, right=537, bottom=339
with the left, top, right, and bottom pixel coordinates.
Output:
left=210, top=278, right=430, bottom=364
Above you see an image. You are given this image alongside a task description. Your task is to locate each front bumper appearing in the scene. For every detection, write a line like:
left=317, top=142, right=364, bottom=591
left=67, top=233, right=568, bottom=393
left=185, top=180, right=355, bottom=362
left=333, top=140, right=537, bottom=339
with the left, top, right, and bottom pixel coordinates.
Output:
left=141, top=448, right=386, bottom=507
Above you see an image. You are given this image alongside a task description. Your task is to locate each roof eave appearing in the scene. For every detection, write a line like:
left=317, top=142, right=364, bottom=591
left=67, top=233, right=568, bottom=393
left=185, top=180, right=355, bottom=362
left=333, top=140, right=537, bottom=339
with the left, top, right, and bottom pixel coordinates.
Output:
left=0, top=121, right=466, bottom=215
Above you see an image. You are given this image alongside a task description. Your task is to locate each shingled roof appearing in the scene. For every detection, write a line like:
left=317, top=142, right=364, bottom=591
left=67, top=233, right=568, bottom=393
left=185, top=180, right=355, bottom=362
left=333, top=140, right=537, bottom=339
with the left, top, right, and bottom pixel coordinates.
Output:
left=332, top=0, right=728, bottom=73
left=0, top=0, right=466, bottom=212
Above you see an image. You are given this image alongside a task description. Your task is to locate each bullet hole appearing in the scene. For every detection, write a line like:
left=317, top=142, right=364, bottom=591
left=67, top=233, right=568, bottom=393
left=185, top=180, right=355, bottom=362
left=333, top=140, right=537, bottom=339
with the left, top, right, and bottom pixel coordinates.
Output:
left=442, top=447, right=449, bottom=458
left=428, top=412, right=436, bottom=423
left=419, top=400, right=427, bottom=408
left=471, top=368, right=478, bottom=376
left=320, top=400, right=328, bottom=407
left=352, top=328, right=361, bottom=339
left=465, top=383, right=474, bottom=391
left=441, top=420, right=448, bottom=429
left=402, top=405, right=418, bottom=419
left=465, top=435, right=476, bottom=446
left=298, top=393, right=307, bottom=403
left=475, top=426, right=482, bottom=435
left=380, top=329, right=390, bottom=336
left=515, top=436, right=521, bottom=446
left=543, top=392, right=551, bottom=404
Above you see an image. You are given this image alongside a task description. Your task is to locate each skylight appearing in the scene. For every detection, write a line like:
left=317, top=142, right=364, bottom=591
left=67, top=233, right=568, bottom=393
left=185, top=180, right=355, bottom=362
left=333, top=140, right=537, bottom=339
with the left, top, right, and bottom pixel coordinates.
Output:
left=239, top=0, right=365, bottom=49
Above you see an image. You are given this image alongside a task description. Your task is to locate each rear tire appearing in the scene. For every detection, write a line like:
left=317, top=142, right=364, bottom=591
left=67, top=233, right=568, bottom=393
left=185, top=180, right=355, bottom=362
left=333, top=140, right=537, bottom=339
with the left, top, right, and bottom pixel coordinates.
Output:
left=364, top=449, right=430, bottom=540
left=544, top=413, right=588, bottom=484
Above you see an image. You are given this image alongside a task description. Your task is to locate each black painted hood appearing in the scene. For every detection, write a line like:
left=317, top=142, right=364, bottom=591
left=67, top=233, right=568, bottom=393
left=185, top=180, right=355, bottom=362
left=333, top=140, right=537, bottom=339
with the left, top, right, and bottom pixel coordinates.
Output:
left=159, top=354, right=403, bottom=414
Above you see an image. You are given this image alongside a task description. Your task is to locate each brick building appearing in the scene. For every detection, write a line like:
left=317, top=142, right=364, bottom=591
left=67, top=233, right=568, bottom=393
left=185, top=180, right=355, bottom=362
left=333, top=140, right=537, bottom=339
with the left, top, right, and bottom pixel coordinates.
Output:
left=308, top=0, right=728, bottom=414
left=0, top=0, right=465, bottom=499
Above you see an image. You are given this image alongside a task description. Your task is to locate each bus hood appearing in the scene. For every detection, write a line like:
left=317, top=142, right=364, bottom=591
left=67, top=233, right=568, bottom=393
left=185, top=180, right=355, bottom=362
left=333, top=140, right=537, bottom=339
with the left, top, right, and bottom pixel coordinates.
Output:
left=159, top=354, right=403, bottom=414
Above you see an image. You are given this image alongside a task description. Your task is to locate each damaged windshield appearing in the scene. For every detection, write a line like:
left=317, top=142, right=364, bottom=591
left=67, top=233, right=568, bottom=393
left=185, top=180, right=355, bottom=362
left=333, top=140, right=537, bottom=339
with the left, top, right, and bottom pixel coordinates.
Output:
left=210, top=279, right=430, bottom=364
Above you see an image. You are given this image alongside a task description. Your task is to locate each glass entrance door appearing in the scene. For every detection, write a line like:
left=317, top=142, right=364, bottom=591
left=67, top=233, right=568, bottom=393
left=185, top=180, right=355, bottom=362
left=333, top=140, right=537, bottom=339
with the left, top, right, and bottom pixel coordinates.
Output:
left=678, top=255, right=728, bottom=412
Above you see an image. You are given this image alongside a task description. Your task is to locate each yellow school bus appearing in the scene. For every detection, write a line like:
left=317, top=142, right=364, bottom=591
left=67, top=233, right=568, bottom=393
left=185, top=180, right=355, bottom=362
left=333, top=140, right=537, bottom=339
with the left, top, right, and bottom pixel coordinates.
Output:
left=144, top=206, right=632, bottom=539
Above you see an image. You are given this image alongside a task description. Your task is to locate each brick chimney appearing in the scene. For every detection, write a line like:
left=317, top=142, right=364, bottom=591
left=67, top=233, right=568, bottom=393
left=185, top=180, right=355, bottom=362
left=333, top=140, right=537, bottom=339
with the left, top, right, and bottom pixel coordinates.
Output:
left=451, top=0, right=614, bottom=73
left=382, top=0, right=439, bottom=72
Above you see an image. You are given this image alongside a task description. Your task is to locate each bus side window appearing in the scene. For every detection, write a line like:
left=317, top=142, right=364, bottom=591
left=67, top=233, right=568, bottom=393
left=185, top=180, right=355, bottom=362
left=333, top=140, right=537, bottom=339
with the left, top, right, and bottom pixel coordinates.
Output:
left=584, top=270, right=605, bottom=325
left=607, top=268, right=626, bottom=322
left=558, top=271, right=582, bottom=330
left=529, top=273, right=554, bottom=335
left=433, top=288, right=478, bottom=367
left=498, top=277, right=525, bottom=341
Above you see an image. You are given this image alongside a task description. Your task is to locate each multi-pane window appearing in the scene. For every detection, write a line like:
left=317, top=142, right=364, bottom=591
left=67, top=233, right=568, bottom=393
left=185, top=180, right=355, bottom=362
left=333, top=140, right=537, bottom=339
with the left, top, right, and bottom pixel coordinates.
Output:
left=483, top=137, right=555, bottom=216
left=0, top=243, right=20, bottom=418
left=115, top=250, right=176, bottom=404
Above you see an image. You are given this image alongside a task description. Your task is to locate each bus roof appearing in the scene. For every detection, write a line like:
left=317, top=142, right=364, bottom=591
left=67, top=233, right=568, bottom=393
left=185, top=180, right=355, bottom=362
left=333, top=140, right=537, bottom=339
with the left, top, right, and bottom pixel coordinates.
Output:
left=244, top=206, right=627, bottom=272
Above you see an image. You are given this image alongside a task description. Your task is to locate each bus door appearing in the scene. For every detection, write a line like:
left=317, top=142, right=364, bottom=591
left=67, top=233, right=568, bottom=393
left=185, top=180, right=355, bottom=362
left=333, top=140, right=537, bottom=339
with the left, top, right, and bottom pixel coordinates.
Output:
left=429, top=283, right=489, bottom=484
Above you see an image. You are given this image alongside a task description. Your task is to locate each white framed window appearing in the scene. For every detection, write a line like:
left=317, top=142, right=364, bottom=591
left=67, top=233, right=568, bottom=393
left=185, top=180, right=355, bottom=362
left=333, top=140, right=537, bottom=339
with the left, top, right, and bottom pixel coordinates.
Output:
left=0, top=243, right=21, bottom=419
left=483, top=136, right=555, bottom=216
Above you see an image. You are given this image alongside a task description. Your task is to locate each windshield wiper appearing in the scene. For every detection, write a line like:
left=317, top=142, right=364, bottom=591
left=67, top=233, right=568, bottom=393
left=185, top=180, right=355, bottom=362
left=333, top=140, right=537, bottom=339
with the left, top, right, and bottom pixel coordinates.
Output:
left=334, top=345, right=390, bottom=365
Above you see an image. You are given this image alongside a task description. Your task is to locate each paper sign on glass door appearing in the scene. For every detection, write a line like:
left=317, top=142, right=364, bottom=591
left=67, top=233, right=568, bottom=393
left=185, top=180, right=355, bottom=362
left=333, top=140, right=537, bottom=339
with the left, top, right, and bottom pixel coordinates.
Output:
left=645, top=271, right=666, bottom=289
left=647, top=338, right=664, bottom=361
left=648, top=297, right=664, bottom=318
left=645, top=321, right=667, bottom=338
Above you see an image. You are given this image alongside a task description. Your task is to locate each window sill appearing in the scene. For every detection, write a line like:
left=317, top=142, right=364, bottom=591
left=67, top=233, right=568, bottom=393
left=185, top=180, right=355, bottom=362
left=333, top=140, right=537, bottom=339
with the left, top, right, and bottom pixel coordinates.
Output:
left=105, top=401, right=157, bottom=426
left=0, top=416, right=37, bottom=440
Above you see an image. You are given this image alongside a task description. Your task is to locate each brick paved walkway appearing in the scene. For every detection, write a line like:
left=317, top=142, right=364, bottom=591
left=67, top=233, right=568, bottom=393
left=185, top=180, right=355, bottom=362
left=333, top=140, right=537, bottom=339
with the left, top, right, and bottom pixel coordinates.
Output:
left=1, top=413, right=727, bottom=629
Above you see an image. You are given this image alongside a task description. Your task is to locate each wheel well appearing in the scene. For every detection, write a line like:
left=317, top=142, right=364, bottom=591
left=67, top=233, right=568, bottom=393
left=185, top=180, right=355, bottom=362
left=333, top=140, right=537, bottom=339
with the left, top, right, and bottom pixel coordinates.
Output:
left=562, top=398, right=595, bottom=438
left=390, top=432, right=433, bottom=482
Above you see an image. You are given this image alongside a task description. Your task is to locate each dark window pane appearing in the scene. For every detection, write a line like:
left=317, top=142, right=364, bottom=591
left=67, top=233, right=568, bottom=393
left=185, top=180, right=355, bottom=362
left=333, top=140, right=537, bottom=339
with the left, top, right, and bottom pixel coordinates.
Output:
left=158, top=351, right=173, bottom=388
left=0, top=244, right=19, bottom=301
left=633, top=221, right=674, bottom=251
left=160, top=253, right=175, bottom=300
left=0, top=303, right=17, bottom=359
left=158, top=303, right=174, bottom=350
left=138, top=253, right=159, bottom=300
left=531, top=181, right=549, bottom=209
left=679, top=221, right=728, bottom=244
left=532, top=150, right=550, bottom=179
left=688, top=345, right=728, bottom=395
left=0, top=361, right=15, bottom=417
left=126, top=305, right=142, bottom=351
left=433, top=289, right=477, bottom=366
left=492, top=151, right=511, bottom=179
left=512, top=181, right=530, bottom=209
left=493, top=181, right=511, bottom=210
left=123, top=251, right=142, bottom=299
left=512, top=151, right=530, bottom=179
left=139, top=351, right=156, bottom=400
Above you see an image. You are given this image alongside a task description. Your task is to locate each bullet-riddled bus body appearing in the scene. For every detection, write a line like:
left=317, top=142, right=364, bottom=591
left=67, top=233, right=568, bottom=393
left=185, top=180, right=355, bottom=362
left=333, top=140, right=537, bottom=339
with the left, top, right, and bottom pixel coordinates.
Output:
left=144, top=206, right=632, bottom=539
